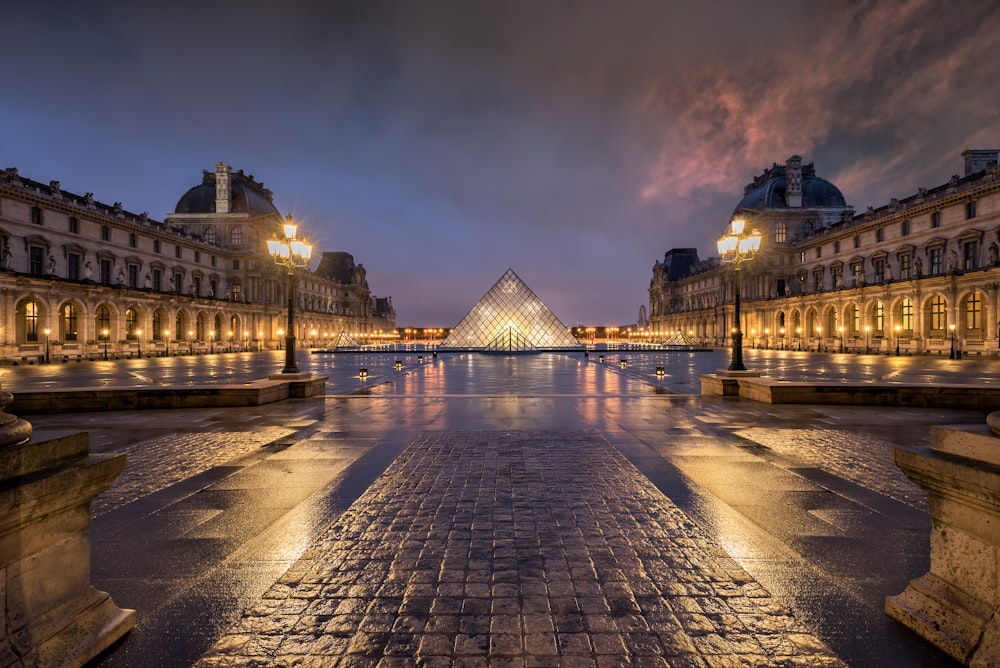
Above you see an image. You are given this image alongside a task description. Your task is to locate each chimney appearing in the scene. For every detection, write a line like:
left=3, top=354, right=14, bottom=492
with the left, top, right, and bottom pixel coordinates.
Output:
left=215, top=162, right=231, bottom=214
left=962, top=149, right=1000, bottom=176
left=785, top=155, right=802, bottom=207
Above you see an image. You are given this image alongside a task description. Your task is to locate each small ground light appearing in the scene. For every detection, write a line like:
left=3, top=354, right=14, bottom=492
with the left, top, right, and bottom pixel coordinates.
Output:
left=418, top=355, right=423, bottom=363
left=656, top=366, right=665, bottom=377
left=359, top=368, right=368, bottom=378
left=599, top=354, right=604, bottom=362
left=620, top=359, right=627, bottom=369
left=395, top=360, right=403, bottom=370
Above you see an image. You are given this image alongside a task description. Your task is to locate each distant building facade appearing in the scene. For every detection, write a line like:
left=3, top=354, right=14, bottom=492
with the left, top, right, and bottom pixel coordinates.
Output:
left=0, top=162, right=393, bottom=360
left=650, top=149, right=1000, bottom=354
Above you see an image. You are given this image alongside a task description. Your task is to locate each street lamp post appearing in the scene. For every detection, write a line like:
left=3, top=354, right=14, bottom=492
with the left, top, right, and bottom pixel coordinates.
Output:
left=796, top=327, right=802, bottom=351
left=894, top=324, right=901, bottom=356
left=716, top=217, right=762, bottom=372
left=838, top=326, right=845, bottom=353
left=136, top=329, right=142, bottom=358
left=864, top=325, right=871, bottom=354
left=101, top=328, right=109, bottom=360
left=43, top=327, right=50, bottom=364
left=949, top=323, right=956, bottom=359
left=816, top=326, right=822, bottom=352
left=268, top=216, right=313, bottom=374
left=209, top=330, right=215, bottom=354
left=164, top=330, right=170, bottom=357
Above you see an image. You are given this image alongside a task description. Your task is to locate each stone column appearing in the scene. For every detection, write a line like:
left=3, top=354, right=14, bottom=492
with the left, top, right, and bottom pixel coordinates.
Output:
left=886, top=415, right=1000, bottom=665
left=0, top=386, right=135, bottom=666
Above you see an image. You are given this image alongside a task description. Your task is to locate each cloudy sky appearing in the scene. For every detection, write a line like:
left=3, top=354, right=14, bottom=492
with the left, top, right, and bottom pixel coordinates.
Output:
left=3, top=1, right=999, bottom=325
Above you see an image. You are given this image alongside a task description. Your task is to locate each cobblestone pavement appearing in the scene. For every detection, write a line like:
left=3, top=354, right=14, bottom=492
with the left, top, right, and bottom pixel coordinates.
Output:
left=197, top=429, right=842, bottom=667
left=91, top=427, right=295, bottom=516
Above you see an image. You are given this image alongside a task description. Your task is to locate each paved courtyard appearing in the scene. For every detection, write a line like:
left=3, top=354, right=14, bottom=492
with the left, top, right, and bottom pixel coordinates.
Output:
left=10, top=349, right=986, bottom=666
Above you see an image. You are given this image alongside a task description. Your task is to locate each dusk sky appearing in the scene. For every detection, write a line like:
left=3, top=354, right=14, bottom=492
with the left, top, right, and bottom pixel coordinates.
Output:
left=3, top=1, right=999, bottom=326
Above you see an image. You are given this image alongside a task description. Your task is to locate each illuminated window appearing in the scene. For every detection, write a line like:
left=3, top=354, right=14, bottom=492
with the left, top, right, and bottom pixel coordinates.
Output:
left=231, top=226, right=242, bottom=246
left=899, top=253, right=911, bottom=279
left=125, top=308, right=138, bottom=339
left=63, top=304, right=78, bottom=341
left=930, top=296, right=947, bottom=331
left=775, top=222, right=787, bottom=243
left=901, top=298, right=913, bottom=331
left=24, top=301, right=39, bottom=341
left=967, top=292, right=983, bottom=330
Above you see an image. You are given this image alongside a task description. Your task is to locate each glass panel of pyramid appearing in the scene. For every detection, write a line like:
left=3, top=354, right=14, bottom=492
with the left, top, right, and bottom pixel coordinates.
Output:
left=441, top=268, right=582, bottom=350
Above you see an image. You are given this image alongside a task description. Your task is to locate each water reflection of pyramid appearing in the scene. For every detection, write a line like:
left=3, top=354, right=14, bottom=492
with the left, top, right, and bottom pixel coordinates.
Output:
left=441, top=268, right=582, bottom=351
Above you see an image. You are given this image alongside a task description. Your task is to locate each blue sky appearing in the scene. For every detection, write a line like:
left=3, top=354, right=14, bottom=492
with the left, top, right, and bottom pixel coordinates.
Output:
left=4, top=1, right=999, bottom=325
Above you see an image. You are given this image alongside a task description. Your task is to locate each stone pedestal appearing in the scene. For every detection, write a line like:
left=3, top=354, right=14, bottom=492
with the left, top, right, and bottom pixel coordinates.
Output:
left=0, top=429, right=135, bottom=667
left=886, top=422, right=1000, bottom=666
left=699, top=369, right=761, bottom=397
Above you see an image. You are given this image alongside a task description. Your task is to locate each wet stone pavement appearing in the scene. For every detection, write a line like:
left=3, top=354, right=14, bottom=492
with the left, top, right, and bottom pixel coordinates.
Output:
left=12, top=349, right=986, bottom=666
left=196, top=430, right=841, bottom=667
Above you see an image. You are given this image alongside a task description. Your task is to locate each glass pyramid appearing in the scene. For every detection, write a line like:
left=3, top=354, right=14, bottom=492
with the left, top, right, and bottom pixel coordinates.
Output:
left=441, top=268, right=582, bottom=351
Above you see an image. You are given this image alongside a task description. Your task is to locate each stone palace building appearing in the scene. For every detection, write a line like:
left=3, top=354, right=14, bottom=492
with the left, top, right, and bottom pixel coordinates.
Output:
left=649, top=148, right=1000, bottom=356
left=0, top=162, right=395, bottom=361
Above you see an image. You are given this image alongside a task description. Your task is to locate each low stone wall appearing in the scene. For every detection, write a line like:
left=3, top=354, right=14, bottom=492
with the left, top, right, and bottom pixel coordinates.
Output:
left=702, top=375, right=1000, bottom=411
left=11, top=377, right=327, bottom=415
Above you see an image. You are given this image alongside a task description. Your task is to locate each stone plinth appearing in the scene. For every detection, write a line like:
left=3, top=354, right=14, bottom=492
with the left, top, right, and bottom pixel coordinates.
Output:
left=0, top=432, right=135, bottom=667
left=699, top=369, right=761, bottom=397
left=886, top=423, right=1000, bottom=666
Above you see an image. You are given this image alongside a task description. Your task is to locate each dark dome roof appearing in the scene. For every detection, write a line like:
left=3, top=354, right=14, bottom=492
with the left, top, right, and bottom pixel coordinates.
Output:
left=174, top=175, right=280, bottom=217
left=734, top=165, right=846, bottom=214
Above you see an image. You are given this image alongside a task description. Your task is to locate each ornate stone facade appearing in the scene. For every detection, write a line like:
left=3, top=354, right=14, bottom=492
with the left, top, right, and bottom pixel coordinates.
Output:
left=650, top=149, right=1000, bottom=355
left=0, top=162, right=393, bottom=360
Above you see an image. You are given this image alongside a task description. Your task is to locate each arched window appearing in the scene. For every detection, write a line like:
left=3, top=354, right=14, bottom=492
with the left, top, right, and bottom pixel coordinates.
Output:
left=847, top=304, right=860, bottom=333
left=873, top=301, right=884, bottom=332
left=25, top=301, right=39, bottom=342
left=231, top=226, right=242, bottom=246
left=96, top=305, right=111, bottom=339
left=152, top=310, right=163, bottom=340
left=204, top=227, right=216, bottom=244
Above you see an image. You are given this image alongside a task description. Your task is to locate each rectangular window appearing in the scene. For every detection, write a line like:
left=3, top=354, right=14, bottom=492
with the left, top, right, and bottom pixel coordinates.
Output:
left=851, top=262, right=863, bottom=284
left=28, top=247, right=45, bottom=276
left=194, top=251, right=200, bottom=263
left=967, top=292, right=982, bottom=329
left=233, top=284, right=242, bottom=302
left=175, top=245, right=182, bottom=259
left=813, top=271, right=823, bottom=292
left=931, top=297, right=946, bottom=331
left=152, top=268, right=162, bottom=292
left=799, top=251, right=805, bottom=263
left=129, top=233, right=137, bottom=248
left=101, top=225, right=110, bottom=241
left=930, top=248, right=943, bottom=274
left=816, top=246, right=822, bottom=259
left=193, top=276, right=201, bottom=296
left=173, top=272, right=183, bottom=292
left=69, top=216, right=79, bottom=234
left=834, top=240, right=841, bottom=254
left=874, top=302, right=884, bottom=331
left=931, top=211, right=941, bottom=228
left=100, top=259, right=112, bottom=284
left=154, top=239, right=161, bottom=253
left=900, top=253, right=911, bottom=279
left=964, top=241, right=977, bottom=270
left=832, top=266, right=842, bottom=288
left=233, top=259, right=240, bottom=270
left=853, top=235, right=861, bottom=249
left=876, top=228, right=884, bottom=242
left=211, top=255, right=216, bottom=267
left=68, top=253, right=81, bottom=281
left=966, top=200, right=977, bottom=219
left=31, top=206, right=42, bottom=225
left=902, top=300, right=914, bottom=330
left=901, top=219, right=910, bottom=236
left=210, top=279, right=218, bottom=298
left=873, top=258, right=884, bottom=283
left=128, top=265, right=139, bottom=289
